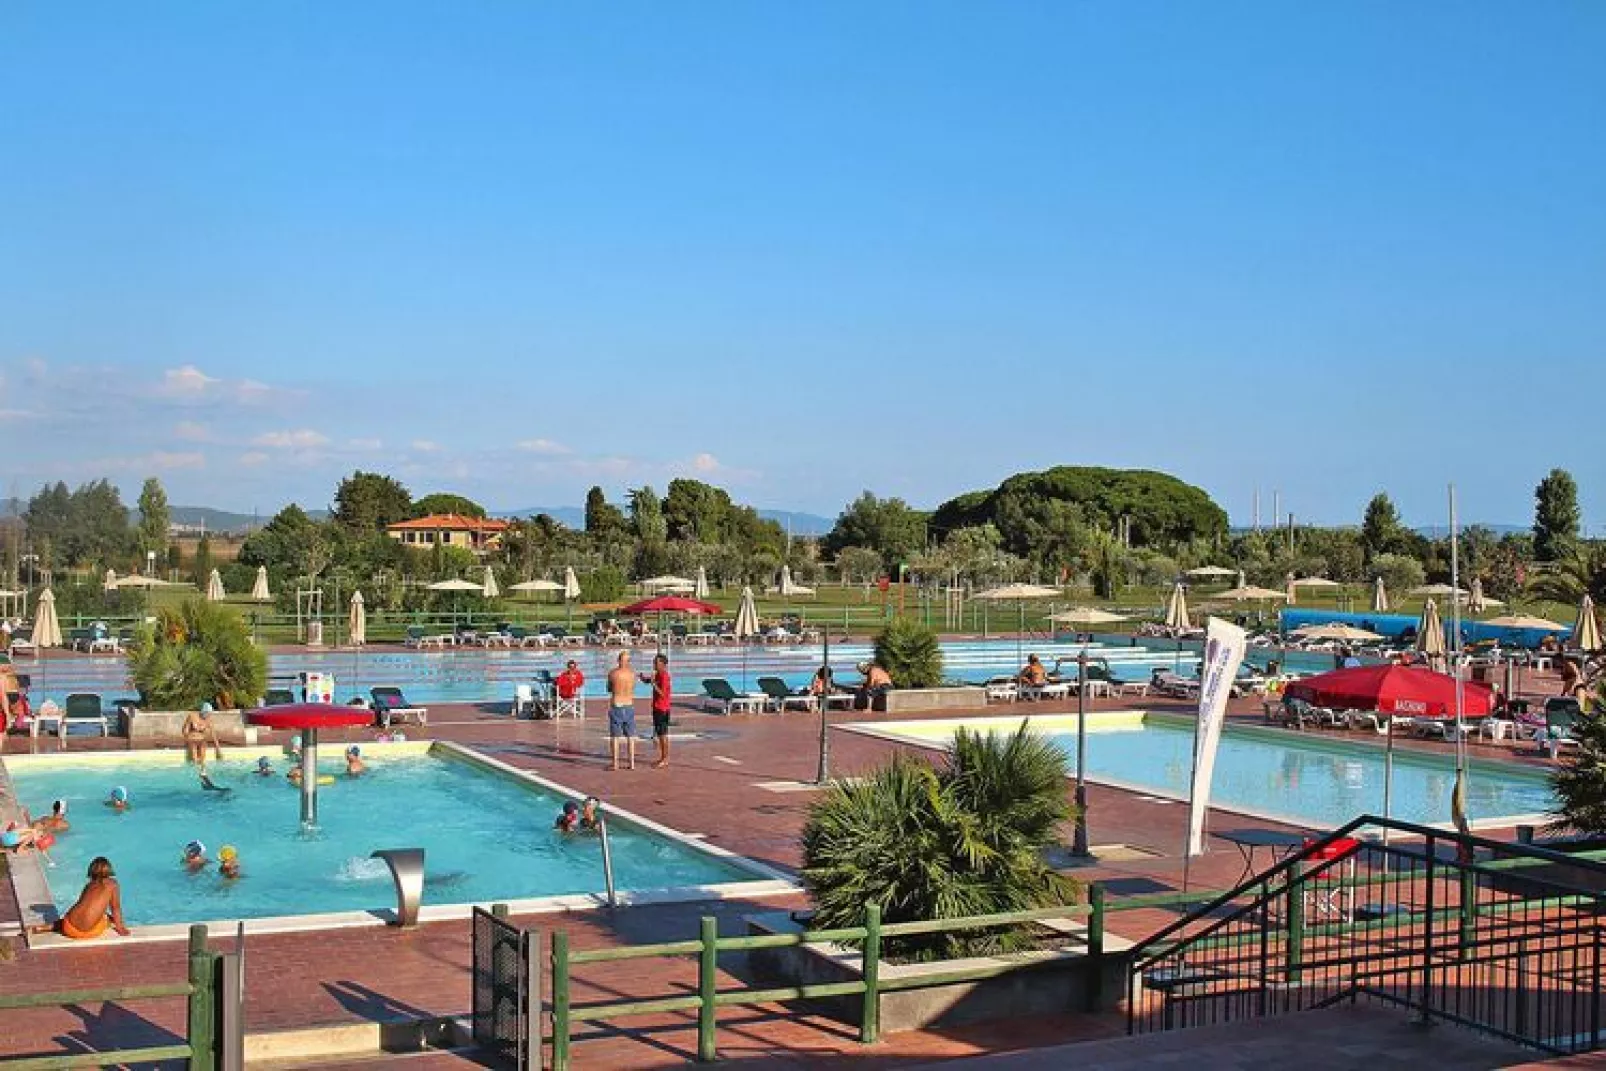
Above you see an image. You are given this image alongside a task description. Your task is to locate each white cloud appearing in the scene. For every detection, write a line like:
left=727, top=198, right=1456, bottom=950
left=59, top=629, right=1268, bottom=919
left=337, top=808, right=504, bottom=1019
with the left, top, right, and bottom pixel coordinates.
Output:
left=516, top=438, right=571, bottom=456
left=0, top=408, right=36, bottom=422
left=347, top=437, right=384, bottom=452
left=253, top=429, right=329, bottom=449
left=691, top=452, right=721, bottom=473
left=159, top=365, right=218, bottom=397
left=411, top=439, right=440, bottom=453
left=238, top=452, right=270, bottom=467
left=172, top=420, right=213, bottom=442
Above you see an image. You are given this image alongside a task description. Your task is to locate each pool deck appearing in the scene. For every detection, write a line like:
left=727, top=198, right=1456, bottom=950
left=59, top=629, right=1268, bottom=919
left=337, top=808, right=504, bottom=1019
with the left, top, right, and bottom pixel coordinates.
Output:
left=0, top=674, right=1568, bottom=1067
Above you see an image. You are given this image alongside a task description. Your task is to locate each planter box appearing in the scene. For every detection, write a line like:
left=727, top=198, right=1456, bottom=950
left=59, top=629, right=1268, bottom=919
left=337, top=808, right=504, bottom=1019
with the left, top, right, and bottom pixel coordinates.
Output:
left=882, top=687, right=986, bottom=714
left=745, top=910, right=1132, bottom=1033
left=127, top=709, right=253, bottom=745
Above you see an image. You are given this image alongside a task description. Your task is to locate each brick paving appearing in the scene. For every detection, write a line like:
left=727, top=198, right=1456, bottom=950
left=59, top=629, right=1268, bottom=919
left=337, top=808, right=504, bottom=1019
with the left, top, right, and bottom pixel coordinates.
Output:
left=0, top=654, right=1574, bottom=1067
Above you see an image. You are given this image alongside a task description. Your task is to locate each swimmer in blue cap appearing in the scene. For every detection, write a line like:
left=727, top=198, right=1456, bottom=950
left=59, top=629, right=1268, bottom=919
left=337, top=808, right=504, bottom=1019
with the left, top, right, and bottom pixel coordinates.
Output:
left=182, top=840, right=209, bottom=873
left=106, top=786, right=130, bottom=812
left=255, top=756, right=275, bottom=777
left=345, top=745, right=365, bottom=777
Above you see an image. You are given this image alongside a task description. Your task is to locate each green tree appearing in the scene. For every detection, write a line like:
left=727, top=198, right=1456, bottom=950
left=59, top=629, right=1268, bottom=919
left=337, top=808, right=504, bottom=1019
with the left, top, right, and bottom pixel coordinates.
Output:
left=579, top=565, right=626, bottom=603
left=1372, top=551, right=1425, bottom=596
left=801, top=722, right=1075, bottom=961
left=663, top=479, right=733, bottom=543
left=584, top=486, right=627, bottom=536
left=823, top=492, right=928, bottom=572
left=239, top=505, right=327, bottom=577
left=1360, top=492, right=1402, bottom=561
left=1534, top=468, right=1581, bottom=562
left=411, top=492, right=486, bottom=519
left=191, top=533, right=214, bottom=588
left=834, top=546, right=883, bottom=584
left=136, top=477, right=170, bottom=559
left=873, top=616, right=944, bottom=688
left=332, top=471, right=412, bottom=532
left=1550, top=682, right=1606, bottom=835
left=128, top=598, right=269, bottom=709
left=1526, top=544, right=1606, bottom=606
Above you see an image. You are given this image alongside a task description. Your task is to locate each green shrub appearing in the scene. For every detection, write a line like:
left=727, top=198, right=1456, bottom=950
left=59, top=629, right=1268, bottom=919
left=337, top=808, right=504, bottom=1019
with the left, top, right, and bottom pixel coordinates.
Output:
left=580, top=566, right=625, bottom=603
left=801, top=722, right=1076, bottom=961
left=874, top=616, right=943, bottom=688
left=128, top=598, right=269, bottom=709
left=1551, top=682, right=1606, bottom=835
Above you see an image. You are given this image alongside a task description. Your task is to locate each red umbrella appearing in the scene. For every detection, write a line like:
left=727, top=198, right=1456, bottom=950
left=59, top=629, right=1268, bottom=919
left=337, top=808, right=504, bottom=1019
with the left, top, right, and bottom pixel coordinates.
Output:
left=618, top=596, right=722, bottom=616
left=1283, top=664, right=1494, bottom=718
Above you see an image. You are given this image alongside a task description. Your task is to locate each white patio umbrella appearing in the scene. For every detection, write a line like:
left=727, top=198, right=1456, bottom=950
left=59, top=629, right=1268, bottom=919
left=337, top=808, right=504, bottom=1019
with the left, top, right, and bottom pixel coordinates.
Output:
left=1292, top=577, right=1342, bottom=589
left=1215, top=584, right=1289, bottom=602
left=103, top=568, right=117, bottom=592
left=428, top=578, right=484, bottom=592
left=1416, top=599, right=1446, bottom=669
left=1574, top=594, right=1603, bottom=653
left=251, top=566, right=271, bottom=601
left=1372, top=576, right=1390, bottom=613
left=974, top=583, right=1060, bottom=667
left=1412, top=583, right=1466, bottom=599
left=205, top=568, right=226, bottom=602
left=1164, top=583, right=1192, bottom=632
left=115, top=574, right=172, bottom=589
left=1484, top=613, right=1566, bottom=632
left=33, top=588, right=63, bottom=648
left=1048, top=607, right=1128, bottom=630
left=694, top=566, right=710, bottom=600
left=563, top=567, right=581, bottom=600
left=641, top=575, right=694, bottom=590
left=509, top=579, right=563, bottom=594
left=482, top=565, right=500, bottom=599
left=1185, top=565, right=1237, bottom=579
left=1292, top=623, right=1384, bottom=643
left=348, top=590, right=366, bottom=646
left=734, top=585, right=761, bottom=688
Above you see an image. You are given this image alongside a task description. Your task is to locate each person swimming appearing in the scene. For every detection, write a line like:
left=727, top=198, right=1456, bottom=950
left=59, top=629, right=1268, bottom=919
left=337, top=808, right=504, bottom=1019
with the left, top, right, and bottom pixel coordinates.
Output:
left=554, top=801, right=580, bottom=834
left=345, top=745, right=365, bottom=777
left=286, top=734, right=303, bottom=761
left=218, top=845, right=241, bottom=880
left=287, top=765, right=303, bottom=786
left=256, top=756, right=275, bottom=777
left=35, top=799, right=69, bottom=833
left=182, top=840, right=209, bottom=873
left=580, top=796, right=602, bottom=832
left=106, top=786, right=130, bottom=812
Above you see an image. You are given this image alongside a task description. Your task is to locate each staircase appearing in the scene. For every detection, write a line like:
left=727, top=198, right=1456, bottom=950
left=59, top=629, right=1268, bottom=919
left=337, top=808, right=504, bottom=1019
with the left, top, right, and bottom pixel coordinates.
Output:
left=1123, top=815, right=1606, bottom=1058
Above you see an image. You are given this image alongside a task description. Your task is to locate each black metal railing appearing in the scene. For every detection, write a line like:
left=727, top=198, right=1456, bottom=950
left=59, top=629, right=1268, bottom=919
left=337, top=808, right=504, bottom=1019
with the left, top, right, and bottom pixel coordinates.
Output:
left=473, top=905, right=538, bottom=1069
left=1126, top=815, right=1606, bottom=1056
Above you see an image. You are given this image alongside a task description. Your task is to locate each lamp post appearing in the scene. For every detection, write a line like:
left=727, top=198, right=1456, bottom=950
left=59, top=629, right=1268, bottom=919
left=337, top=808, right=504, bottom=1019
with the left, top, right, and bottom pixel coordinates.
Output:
left=815, top=626, right=832, bottom=785
left=1072, top=648, right=1092, bottom=857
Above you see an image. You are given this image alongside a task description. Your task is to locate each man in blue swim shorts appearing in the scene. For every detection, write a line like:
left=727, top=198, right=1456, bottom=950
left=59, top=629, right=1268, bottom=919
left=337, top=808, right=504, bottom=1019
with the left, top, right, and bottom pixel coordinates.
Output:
left=606, top=651, right=638, bottom=771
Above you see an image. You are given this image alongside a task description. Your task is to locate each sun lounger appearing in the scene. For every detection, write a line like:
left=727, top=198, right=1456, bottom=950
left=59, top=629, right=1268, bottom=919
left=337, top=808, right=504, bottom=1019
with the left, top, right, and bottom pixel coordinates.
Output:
left=756, top=676, right=815, bottom=712
left=370, top=686, right=429, bottom=727
left=417, top=632, right=456, bottom=648
left=1149, top=670, right=1198, bottom=699
left=1347, top=711, right=1393, bottom=735
left=700, top=678, right=768, bottom=715
left=7, top=628, right=36, bottom=657
left=984, top=677, right=1019, bottom=702
left=61, top=693, right=109, bottom=740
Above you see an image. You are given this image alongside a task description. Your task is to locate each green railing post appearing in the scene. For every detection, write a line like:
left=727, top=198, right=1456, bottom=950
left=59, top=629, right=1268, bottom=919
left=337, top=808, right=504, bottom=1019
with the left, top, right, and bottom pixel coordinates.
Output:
left=697, top=916, right=718, bottom=1062
left=1285, top=873, right=1305, bottom=984
left=1458, top=868, right=1476, bottom=961
left=860, top=903, right=881, bottom=1044
left=186, top=924, right=216, bottom=1071
left=1086, top=884, right=1106, bottom=1011
left=551, top=931, right=571, bottom=1071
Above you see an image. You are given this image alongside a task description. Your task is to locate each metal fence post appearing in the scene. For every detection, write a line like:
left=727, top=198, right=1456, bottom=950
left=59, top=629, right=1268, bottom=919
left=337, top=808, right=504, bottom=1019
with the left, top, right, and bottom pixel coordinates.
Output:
left=861, top=903, right=881, bottom=1043
left=1458, top=867, right=1476, bottom=961
left=551, top=931, right=570, bottom=1071
left=187, top=924, right=216, bottom=1071
left=698, top=916, right=718, bottom=1062
left=1418, top=835, right=1437, bottom=1024
left=1086, top=884, right=1106, bottom=1011
left=1285, top=874, right=1305, bottom=985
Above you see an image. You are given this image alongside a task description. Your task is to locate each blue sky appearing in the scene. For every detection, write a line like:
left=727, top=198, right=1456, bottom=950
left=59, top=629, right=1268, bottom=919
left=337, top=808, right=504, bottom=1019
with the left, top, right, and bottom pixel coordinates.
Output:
left=2, top=2, right=1602, bottom=531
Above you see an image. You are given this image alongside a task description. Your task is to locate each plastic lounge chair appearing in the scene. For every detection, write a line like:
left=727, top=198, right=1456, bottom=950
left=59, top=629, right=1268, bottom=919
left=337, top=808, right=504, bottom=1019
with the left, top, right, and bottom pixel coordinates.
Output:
left=984, top=676, right=1019, bottom=703
left=7, top=628, right=36, bottom=657
left=756, top=676, right=815, bottom=712
left=263, top=689, right=296, bottom=706
left=62, top=693, right=109, bottom=739
left=700, top=678, right=768, bottom=715
left=1348, top=711, right=1393, bottom=735
left=370, top=686, right=429, bottom=728
left=1541, top=698, right=1580, bottom=752
left=404, top=627, right=426, bottom=648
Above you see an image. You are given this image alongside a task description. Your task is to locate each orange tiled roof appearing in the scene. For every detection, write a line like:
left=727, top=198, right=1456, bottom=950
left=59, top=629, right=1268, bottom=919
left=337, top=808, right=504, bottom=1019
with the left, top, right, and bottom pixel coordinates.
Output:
left=386, top=513, right=510, bottom=532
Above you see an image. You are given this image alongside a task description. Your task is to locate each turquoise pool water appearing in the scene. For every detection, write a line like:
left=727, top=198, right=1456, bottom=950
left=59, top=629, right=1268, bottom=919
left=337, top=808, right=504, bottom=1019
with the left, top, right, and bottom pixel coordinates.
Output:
left=19, top=639, right=1333, bottom=708
left=5, top=750, right=755, bottom=926
left=1049, top=720, right=1554, bottom=827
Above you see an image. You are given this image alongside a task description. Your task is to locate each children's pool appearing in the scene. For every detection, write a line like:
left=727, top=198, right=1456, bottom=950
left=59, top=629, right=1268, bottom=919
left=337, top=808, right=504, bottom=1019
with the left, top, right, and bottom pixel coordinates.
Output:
left=844, top=712, right=1555, bottom=830
left=3, top=743, right=782, bottom=930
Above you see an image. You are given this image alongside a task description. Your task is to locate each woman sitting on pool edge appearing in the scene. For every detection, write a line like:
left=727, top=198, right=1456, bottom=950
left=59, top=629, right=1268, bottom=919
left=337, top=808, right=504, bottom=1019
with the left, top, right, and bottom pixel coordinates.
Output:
left=32, top=857, right=130, bottom=940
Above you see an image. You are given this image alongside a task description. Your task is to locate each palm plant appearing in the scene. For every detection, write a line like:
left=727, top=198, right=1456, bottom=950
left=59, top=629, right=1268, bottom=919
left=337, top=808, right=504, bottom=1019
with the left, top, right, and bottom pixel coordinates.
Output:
left=873, top=616, right=944, bottom=688
left=128, top=598, right=268, bottom=710
left=1552, top=682, right=1606, bottom=836
left=801, top=722, right=1076, bottom=961
left=1526, top=545, right=1606, bottom=607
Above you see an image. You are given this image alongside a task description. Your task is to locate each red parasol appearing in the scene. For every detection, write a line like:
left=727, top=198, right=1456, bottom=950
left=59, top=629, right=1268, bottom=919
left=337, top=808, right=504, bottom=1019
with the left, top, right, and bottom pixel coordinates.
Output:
left=617, top=596, right=722, bottom=616
left=1282, top=664, right=1494, bottom=718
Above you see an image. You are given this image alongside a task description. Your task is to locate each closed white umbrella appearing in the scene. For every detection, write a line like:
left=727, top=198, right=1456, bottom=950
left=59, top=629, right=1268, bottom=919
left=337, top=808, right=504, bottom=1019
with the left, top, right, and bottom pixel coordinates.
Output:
left=482, top=565, right=500, bottom=599
left=1416, top=599, right=1446, bottom=667
left=103, top=568, right=117, bottom=592
left=1164, top=583, right=1192, bottom=632
left=348, top=590, right=366, bottom=646
left=562, top=567, right=581, bottom=601
left=1286, top=574, right=1297, bottom=606
left=33, top=588, right=63, bottom=648
left=1574, top=595, right=1603, bottom=653
left=1373, top=576, right=1390, bottom=613
left=694, top=566, right=710, bottom=600
left=1468, top=578, right=1486, bottom=614
left=205, top=569, right=225, bottom=602
left=251, top=566, right=271, bottom=601
left=734, top=586, right=760, bottom=639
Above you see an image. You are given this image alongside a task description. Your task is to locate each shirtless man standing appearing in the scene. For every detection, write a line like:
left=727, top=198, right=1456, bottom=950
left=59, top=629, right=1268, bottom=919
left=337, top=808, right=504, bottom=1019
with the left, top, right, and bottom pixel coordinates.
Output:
left=606, top=652, right=638, bottom=771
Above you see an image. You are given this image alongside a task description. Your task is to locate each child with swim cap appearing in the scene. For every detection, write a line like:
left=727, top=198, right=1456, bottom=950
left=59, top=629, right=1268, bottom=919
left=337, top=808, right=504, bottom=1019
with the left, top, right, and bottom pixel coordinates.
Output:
left=182, top=840, right=209, bottom=873
left=255, top=756, right=275, bottom=777
left=106, top=787, right=130, bottom=812
left=218, top=845, right=241, bottom=880
left=345, top=745, right=365, bottom=777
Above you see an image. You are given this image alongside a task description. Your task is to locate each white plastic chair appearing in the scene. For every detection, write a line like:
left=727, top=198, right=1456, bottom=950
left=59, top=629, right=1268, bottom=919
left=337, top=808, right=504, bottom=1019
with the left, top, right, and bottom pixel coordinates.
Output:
left=512, top=684, right=535, bottom=718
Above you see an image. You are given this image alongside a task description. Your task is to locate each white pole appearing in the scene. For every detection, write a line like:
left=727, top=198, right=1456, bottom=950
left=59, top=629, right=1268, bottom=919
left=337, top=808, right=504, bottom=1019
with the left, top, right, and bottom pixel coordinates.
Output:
left=1450, top=484, right=1469, bottom=831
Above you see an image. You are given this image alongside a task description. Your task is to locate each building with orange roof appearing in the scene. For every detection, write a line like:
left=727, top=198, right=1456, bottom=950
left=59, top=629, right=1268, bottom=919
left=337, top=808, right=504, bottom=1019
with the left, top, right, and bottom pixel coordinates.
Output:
left=385, top=513, right=510, bottom=555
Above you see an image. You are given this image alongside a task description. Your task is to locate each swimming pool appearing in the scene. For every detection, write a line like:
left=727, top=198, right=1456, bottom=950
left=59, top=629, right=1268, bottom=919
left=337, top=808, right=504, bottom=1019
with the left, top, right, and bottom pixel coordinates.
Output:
left=843, top=712, right=1555, bottom=830
left=14, top=639, right=1336, bottom=708
left=2, top=742, right=790, bottom=936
